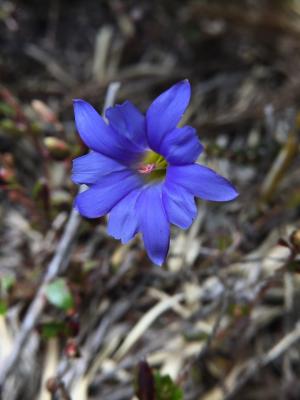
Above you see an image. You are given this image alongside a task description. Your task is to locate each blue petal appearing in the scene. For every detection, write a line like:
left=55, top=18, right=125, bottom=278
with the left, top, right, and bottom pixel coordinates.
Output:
left=106, top=101, right=147, bottom=150
left=146, top=80, right=191, bottom=151
left=73, top=99, right=139, bottom=163
left=137, top=184, right=170, bottom=266
left=75, top=170, right=142, bottom=218
left=159, top=126, right=203, bottom=165
left=72, top=151, right=125, bottom=184
left=162, top=182, right=197, bottom=229
left=167, top=164, right=239, bottom=201
left=107, top=188, right=142, bottom=244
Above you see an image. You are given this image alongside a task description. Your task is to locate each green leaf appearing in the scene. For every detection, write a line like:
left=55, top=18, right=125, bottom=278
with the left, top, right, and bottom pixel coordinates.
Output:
left=45, top=278, right=74, bottom=311
left=0, top=300, right=7, bottom=315
left=0, top=102, right=16, bottom=117
left=154, top=373, right=183, bottom=400
left=1, top=274, right=15, bottom=294
left=40, top=321, right=69, bottom=339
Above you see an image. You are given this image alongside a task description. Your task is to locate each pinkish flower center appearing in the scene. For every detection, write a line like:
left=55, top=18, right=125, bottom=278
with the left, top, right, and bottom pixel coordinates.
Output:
left=137, top=163, right=156, bottom=174
left=136, top=150, right=167, bottom=182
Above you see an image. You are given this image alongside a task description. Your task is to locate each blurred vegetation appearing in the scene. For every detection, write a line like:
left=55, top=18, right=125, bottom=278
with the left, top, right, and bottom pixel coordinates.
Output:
left=1, top=0, right=300, bottom=399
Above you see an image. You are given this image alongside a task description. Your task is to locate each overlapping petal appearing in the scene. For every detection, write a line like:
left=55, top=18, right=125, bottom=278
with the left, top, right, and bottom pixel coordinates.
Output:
left=159, top=126, right=203, bottom=165
left=75, top=170, right=142, bottom=218
left=146, top=80, right=191, bottom=151
left=167, top=164, right=238, bottom=201
left=73, top=81, right=239, bottom=266
left=137, top=184, right=170, bottom=266
left=107, top=188, right=142, bottom=244
left=162, top=182, right=197, bottom=229
left=73, top=100, right=140, bottom=163
left=72, top=151, right=125, bottom=184
left=106, top=101, right=147, bottom=150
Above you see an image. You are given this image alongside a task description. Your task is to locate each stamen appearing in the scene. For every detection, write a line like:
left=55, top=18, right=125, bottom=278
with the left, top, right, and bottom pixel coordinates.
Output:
left=138, top=163, right=156, bottom=174
left=136, top=150, right=168, bottom=182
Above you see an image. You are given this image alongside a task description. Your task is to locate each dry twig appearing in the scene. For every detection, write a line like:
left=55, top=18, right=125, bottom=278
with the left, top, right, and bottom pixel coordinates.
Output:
left=0, top=82, right=121, bottom=389
left=224, top=321, right=300, bottom=399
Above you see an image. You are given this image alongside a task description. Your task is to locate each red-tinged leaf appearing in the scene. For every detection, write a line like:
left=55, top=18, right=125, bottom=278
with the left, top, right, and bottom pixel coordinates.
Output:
left=136, top=361, right=155, bottom=400
left=277, top=238, right=290, bottom=248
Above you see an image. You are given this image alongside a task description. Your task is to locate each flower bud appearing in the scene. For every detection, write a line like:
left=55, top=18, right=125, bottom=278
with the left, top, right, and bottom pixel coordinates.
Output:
left=32, top=100, right=58, bottom=125
left=64, top=339, right=80, bottom=358
left=0, top=167, right=15, bottom=184
left=46, top=377, right=59, bottom=393
left=44, top=137, right=70, bottom=160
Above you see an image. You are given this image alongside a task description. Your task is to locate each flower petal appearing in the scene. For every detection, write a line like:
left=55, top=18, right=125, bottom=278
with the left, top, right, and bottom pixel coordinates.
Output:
left=106, top=101, right=147, bottom=150
left=72, top=151, right=125, bottom=184
left=137, top=184, right=170, bottom=266
left=159, top=126, right=203, bottom=165
left=167, top=164, right=239, bottom=201
left=73, top=99, right=138, bottom=163
left=75, top=170, right=142, bottom=218
left=162, top=182, right=197, bottom=229
left=107, top=188, right=142, bottom=244
left=146, top=80, right=191, bottom=151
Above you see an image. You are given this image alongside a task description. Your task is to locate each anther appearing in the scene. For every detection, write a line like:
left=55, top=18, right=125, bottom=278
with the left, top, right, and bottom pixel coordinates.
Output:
left=137, top=163, right=156, bottom=174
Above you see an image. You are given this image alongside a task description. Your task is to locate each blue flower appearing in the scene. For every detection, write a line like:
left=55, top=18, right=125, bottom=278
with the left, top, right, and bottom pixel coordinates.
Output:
left=72, top=80, right=238, bottom=265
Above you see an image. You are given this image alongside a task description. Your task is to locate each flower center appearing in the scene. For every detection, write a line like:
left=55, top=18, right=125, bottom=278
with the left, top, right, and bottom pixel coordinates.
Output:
left=136, top=150, right=167, bottom=182
left=137, top=163, right=156, bottom=174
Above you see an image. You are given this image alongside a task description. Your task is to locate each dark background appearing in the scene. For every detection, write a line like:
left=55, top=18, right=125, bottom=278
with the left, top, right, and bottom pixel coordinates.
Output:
left=1, top=1, right=300, bottom=399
